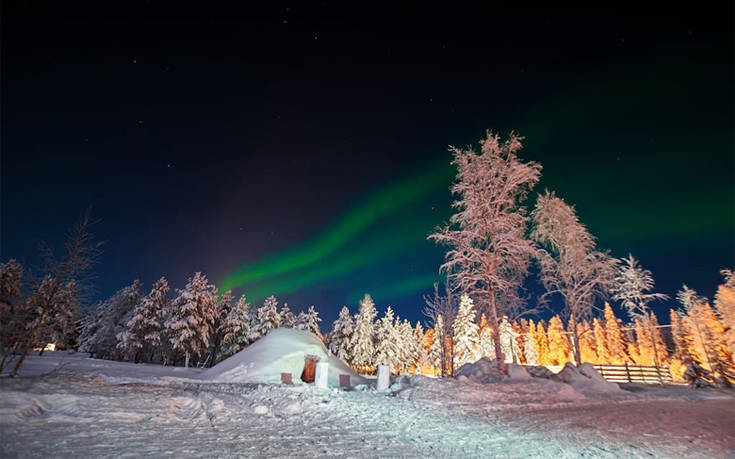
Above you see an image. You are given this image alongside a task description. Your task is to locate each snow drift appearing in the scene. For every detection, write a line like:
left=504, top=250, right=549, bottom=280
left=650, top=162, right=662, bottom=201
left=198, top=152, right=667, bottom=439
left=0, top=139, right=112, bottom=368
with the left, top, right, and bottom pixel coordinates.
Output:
left=200, top=328, right=366, bottom=387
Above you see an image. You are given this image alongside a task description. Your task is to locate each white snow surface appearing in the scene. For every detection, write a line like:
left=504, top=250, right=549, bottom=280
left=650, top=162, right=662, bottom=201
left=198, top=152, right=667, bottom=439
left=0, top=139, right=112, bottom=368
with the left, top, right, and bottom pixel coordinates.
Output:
left=1, top=351, right=735, bottom=457
left=200, top=327, right=366, bottom=387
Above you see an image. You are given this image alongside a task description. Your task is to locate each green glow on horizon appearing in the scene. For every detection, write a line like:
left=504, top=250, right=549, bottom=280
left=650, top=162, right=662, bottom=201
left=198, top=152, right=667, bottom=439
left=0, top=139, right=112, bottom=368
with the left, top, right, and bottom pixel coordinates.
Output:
left=220, top=159, right=453, bottom=297
left=347, top=272, right=442, bottom=306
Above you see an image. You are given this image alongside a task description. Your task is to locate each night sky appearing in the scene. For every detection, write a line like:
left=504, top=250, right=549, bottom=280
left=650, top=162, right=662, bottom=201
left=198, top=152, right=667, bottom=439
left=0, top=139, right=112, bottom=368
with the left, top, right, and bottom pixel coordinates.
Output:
left=2, top=3, right=733, bottom=326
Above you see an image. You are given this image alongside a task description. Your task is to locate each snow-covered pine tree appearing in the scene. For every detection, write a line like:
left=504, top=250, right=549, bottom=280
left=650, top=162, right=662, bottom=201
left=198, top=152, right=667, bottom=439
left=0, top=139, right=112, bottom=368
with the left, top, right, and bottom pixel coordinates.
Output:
left=279, top=304, right=296, bottom=328
left=428, top=316, right=444, bottom=372
left=534, top=320, right=551, bottom=365
left=118, top=277, right=170, bottom=363
left=523, top=322, right=539, bottom=365
left=78, top=280, right=143, bottom=361
left=603, top=302, right=629, bottom=364
left=34, top=277, right=81, bottom=352
left=218, top=294, right=251, bottom=361
left=251, top=295, right=281, bottom=341
left=205, top=289, right=233, bottom=365
left=350, top=294, right=377, bottom=372
left=395, top=318, right=416, bottom=374
left=546, top=315, right=572, bottom=365
left=413, top=322, right=429, bottom=374
left=374, top=306, right=401, bottom=373
left=295, top=305, right=322, bottom=338
left=452, top=294, right=479, bottom=368
left=329, top=306, right=353, bottom=359
left=429, top=132, right=541, bottom=376
left=166, top=272, right=218, bottom=367
left=531, top=191, right=618, bottom=366
left=328, top=306, right=354, bottom=363
left=478, top=325, right=496, bottom=360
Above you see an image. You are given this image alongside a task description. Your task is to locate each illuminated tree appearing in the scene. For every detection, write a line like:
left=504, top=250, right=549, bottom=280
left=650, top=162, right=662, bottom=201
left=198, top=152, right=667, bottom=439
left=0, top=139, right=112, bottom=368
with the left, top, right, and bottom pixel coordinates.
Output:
left=681, top=295, right=735, bottom=387
left=513, top=320, right=525, bottom=364
left=430, top=132, right=541, bottom=376
left=603, top=302, right=629, bottom=364
left=452, top=294, right=480, bottom=368
left=714, top=269, right=735, bottom=357
left=218, top=294, right=252, bottom=360
left=167, top=272, right=218, bottom=367
left=412, top=322, right=429, bottom=374
left=328, top=306, right=354, bottom=363
left=428, top=317, right=443, bottom=371
left=547, top=315, right=573, bottom=365
left=577, top=321, right=598, bottom=363
left=350, top=293, right=377, bottom=371
left=397, top=318, right=416, bottom=374
left=592, top=317, right=609, bottom=364
left=533, top=320, right=551, bottom=365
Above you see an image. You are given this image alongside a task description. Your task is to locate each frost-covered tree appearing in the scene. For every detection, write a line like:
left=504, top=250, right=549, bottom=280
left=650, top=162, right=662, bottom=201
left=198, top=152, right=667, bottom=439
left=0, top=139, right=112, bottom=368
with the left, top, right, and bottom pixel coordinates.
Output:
left=523, top=323, right=539, bottom=365
left=118, top=277, right=170, bottom=363
left=218, top=294, right=251, bottom=360
left=295, top=305, right=322, bottom=338
left=350, top=294, right=377, bottom=371
left=592, top=317, right=609, bottom=363
left=423, top=281, right=458, bottom=376
left=430, top=132, right=541, bottom=376
left=498, top=315, right=520, bottom=364
left=167, top=272, right=218, bottom=367
left=374, top=306, right=401, bottom=373
left=329, top=306, right=354, bottom=363
left=612, top=254, right=669, bottom=367
left=452, top=294, right=480, bottom=368
left=252, top=295, right=282, bottom=341
left=0, top=260, right=26, bottom=372
left=531, top=190, right=618, bottom=365
left=79, top=280, right=142, bottom=361
left=396, top=318, right=416, bottom=374
left=10, top=212, right=102, bottom=377
left=428, top=317, right=444, bottom=372
left=413, top=322, right=429, bottom=374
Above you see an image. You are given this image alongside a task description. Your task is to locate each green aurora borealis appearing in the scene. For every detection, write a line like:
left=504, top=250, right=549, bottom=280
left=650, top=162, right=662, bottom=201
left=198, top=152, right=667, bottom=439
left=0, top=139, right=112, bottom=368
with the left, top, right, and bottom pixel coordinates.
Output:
left=219, top=55, right=733, bottom=317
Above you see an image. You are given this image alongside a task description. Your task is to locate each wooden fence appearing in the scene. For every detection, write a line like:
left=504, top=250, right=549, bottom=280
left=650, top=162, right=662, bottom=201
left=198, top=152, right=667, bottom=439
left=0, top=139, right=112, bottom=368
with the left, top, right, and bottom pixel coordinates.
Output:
left=592, top=363, right=673, bottom=384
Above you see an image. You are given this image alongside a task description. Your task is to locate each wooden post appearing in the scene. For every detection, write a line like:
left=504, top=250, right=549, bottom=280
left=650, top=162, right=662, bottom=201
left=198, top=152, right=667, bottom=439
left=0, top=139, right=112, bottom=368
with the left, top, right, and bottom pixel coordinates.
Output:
left=281, top=372, right=293, bottom=384
left=339, top=374, right=351, bottom=387
left=625, top=362, right=632, bottom=383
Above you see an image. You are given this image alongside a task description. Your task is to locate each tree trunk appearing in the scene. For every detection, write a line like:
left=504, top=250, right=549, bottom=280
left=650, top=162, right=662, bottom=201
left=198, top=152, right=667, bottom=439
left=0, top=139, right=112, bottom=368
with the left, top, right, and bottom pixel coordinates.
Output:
left=569, top=312, right=581, bottom=366
left=488, top=291, right=506, bottom=376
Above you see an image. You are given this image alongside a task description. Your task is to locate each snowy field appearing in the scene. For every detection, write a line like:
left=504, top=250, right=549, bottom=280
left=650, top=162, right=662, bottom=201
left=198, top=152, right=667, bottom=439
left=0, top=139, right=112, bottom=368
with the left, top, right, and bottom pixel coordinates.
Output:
left=1, top=351, right=734, bottom=458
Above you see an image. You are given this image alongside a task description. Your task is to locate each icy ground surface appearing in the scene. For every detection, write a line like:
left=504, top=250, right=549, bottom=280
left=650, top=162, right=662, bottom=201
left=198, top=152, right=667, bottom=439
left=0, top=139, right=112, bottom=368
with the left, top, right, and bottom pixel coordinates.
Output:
left=1, top=352, right=734, bottom=458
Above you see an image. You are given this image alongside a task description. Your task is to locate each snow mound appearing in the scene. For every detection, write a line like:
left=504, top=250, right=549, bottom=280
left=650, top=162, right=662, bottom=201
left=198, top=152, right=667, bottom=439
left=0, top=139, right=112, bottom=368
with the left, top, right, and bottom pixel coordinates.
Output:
left=455, top=358, right=532, bottom=382
left=554, top=363, right=621, bottom=394
left=200, top=328, right=365, bottom=387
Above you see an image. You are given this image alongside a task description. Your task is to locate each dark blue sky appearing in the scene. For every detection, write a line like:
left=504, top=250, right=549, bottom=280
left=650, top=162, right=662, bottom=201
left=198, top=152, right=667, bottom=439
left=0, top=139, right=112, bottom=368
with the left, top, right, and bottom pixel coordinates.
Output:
left=2, top=3, right=733, bottom=326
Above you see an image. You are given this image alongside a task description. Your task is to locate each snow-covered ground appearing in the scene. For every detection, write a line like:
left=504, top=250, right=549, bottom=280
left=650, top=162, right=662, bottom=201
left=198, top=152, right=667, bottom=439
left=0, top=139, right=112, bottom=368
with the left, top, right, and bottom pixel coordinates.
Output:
left=2, top=349, right=734, bottom=457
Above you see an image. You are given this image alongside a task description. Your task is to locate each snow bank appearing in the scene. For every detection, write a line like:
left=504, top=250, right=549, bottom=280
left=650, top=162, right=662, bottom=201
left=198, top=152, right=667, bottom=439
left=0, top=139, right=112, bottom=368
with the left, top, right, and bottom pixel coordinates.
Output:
left=455, top=358, right=532, bottom=383
left=200, top=328, right=366, bottom=387
left=554, top=363, right=621, bottom=394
